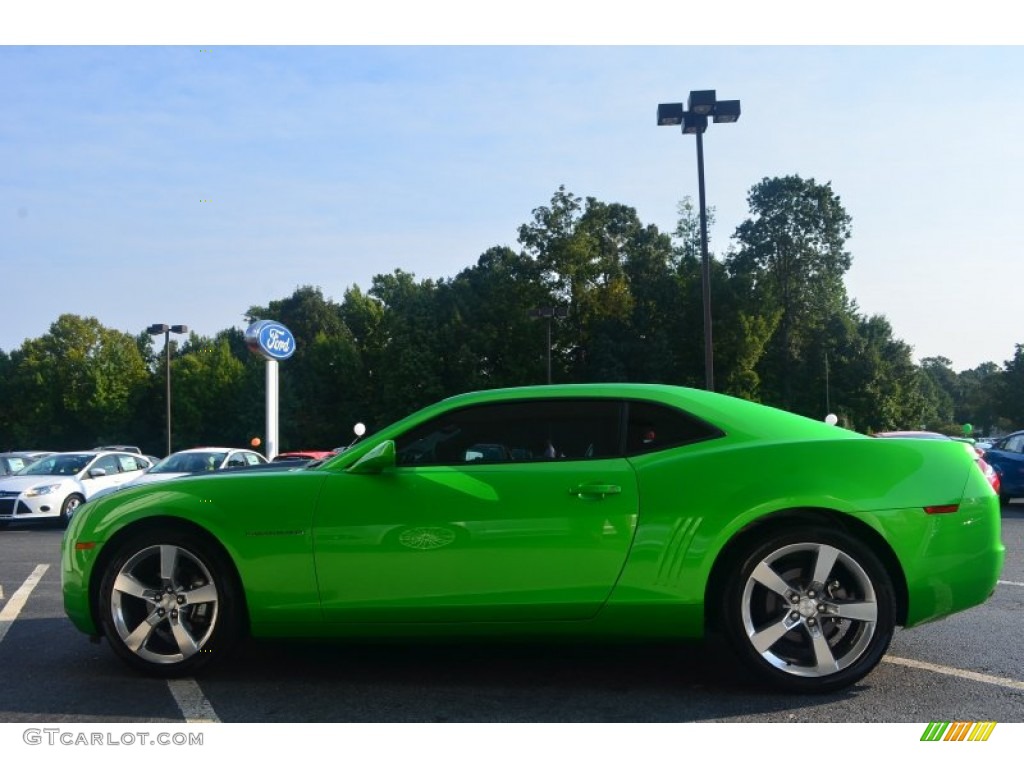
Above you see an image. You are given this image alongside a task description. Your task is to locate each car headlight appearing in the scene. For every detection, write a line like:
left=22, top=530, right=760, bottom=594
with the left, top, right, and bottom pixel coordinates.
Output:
left=25, top=483, right=62, bottom=497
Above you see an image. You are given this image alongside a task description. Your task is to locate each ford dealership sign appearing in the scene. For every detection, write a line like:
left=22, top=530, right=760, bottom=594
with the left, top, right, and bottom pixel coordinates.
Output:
left=245, top=320, right=296, bottom=361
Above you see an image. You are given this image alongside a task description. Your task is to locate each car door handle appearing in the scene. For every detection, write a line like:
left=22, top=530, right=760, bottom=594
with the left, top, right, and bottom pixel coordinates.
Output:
left=569, top=483, right=622, bottom=499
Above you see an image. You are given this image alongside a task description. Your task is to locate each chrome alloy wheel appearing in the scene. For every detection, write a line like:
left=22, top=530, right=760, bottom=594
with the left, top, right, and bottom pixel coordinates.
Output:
left=109, top=544, right=219, bottom=665
left=740, top=541, right=878, bottom=678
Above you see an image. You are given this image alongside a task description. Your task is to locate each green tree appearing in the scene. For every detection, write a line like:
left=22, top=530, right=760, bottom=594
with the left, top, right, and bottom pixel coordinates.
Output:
left=365, top=270, right=449, bottom=424
left=4, top=314, right=150, bottom=448
left=998, top=344, right=1024, bottom=426
left=518, top=187, right=685, bottom=383
left=830, top=314, right=928, bottom=432
left=917, top=357, right=957, bottom=430
left=728, top=175, right=854, bottom=410
left=447, top=246, right=551, bottom=389
left=959, top=362, right=1006, bottom=435
left=168, top=334, right=250, bottom=449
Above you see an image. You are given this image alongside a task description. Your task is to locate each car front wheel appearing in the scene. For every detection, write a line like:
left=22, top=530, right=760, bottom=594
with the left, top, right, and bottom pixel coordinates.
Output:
left=97, top=528, right=243, bottom=676
left=60, top=494, right=84, bottom=526
left=721, top=527, right=896, bottom=694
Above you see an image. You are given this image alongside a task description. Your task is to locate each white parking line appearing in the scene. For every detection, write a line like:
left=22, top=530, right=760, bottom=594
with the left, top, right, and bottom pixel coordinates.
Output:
left=0, top=564, right=49, bottom=644
left=167, top=678, right=221, bottom=723
left=884, top=655, right=1024, bottom=691
left=997, top=579, right=1024, bottom=587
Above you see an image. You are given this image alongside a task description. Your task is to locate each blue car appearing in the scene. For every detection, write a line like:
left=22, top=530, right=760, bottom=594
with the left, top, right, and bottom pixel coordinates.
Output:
left=982, top=431, right=1024, bottom=503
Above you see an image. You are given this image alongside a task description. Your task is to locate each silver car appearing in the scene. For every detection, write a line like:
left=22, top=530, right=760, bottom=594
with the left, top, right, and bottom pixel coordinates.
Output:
left=88, top=447, right=270, bottom=502
left=132, top=447, right=267, bottom=483
left=0, top=451, right=53, bottom=476
left=0, top=451, right=152, bottom=527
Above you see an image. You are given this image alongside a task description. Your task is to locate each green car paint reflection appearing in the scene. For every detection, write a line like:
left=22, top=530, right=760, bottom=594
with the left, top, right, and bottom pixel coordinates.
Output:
left=60, top=383, right=1004, bottom=693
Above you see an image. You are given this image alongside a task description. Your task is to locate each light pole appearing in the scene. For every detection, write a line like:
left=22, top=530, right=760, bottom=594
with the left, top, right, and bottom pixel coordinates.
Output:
left=147, top=323, right=188, bottom=456
left=658, top=90, right=741, bottom=391
left=527, top=306, right=568, bottom=384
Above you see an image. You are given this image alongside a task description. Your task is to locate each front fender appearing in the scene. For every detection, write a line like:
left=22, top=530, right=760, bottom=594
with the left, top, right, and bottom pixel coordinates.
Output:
left=63, top=471, right=329, bottom=635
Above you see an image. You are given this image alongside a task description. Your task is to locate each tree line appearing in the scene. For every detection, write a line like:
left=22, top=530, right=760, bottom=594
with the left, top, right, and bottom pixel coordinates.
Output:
left=2, top=176, right=1022, bottom=455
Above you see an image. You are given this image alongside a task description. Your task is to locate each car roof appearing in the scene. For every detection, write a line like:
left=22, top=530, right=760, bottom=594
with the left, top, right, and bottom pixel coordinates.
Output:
left=50, top=450, right=146, bottom=458
left=163, top=447, right=262, bottom=455
left=322, top=383, right=863, bottom=470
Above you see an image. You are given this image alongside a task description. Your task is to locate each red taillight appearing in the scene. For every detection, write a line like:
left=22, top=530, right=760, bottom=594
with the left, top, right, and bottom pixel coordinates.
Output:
left=976, top=456, right=1001, bottom=494
left=924, top=504, right=960, bottom=515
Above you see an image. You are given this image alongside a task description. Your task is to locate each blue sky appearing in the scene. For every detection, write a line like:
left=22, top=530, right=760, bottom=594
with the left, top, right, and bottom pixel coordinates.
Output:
left=3, top=38, right=1022, bottom=371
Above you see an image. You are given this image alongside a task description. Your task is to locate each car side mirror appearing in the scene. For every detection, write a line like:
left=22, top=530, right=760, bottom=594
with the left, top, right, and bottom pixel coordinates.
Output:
left=89, top=468, right=108, bottom=478
left=347, top=440, right=396, bottom=475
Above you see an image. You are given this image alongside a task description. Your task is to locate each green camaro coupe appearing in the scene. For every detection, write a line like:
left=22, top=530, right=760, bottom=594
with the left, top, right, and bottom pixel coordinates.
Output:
left=61, top=384, right=1004, bottom=693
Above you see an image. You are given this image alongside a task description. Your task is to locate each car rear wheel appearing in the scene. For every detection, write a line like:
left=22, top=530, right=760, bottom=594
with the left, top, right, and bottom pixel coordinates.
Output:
left=60, top=494, right=84, bottom=526
left=721, top=527, right=896, bottom=694
left=97, top=528, right=243, bottom=676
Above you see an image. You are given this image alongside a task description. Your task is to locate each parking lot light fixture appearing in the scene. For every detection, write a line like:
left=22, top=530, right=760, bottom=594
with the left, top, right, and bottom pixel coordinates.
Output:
left=147, top=323, right=188, bottom=456
left=657, top=89, right=741, bottom=392
left=656, top=103, right=684, bottom=126
left=687, top=89, right=717, bottom=116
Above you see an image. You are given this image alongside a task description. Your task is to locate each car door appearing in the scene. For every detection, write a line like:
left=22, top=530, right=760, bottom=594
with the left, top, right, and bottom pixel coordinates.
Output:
left=78, top=454, right=127, bottom=498
left=313, top=398, right=639, bottom=623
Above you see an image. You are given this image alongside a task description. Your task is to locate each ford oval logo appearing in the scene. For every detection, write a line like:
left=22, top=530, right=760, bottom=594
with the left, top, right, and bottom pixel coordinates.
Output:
left=245, top=320, right=296, bottom=361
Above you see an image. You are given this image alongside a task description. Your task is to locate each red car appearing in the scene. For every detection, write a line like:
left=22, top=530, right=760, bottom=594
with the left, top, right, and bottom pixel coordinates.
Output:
left=271, top=450, right=335, bottom=463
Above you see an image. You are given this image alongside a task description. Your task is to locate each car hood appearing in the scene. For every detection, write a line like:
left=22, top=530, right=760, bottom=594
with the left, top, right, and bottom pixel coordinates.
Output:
left=0, top=474, right=72, bottom=492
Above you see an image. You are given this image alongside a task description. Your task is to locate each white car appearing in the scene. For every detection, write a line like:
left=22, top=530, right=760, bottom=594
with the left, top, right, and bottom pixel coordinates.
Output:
left=0, top=450, right=152, bottom=527
left=95, top=447, right=268, bottom=496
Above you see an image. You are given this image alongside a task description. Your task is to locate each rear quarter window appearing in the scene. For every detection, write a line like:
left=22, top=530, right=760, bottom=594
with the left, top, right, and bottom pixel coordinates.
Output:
left=625, top=399, right=724, bottom=456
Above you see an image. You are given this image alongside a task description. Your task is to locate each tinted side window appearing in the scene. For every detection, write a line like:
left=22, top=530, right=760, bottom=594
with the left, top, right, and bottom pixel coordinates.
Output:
left=625, top=400, right=723, bottom=455
left=396, top=399, right=623, bottom=467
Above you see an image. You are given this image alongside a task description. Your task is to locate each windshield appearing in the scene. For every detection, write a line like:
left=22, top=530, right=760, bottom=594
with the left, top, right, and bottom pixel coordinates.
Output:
left=149, top=451, right=227, bottom=474
left=19, top=454, right=92, bottom=476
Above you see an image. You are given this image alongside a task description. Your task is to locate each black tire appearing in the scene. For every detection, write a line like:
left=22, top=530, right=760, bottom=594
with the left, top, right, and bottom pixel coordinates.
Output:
left=60, top=494, right=85, bottom=527
left=97, top=527, right=244, bottom=676
left=720, top=526, right=896, bottom=694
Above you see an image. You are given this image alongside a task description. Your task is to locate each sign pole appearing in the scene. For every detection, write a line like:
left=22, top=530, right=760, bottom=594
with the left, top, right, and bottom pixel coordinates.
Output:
left=266, top=359, right=279, bottom=460
left=245, top=319, right=296, bottom=462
